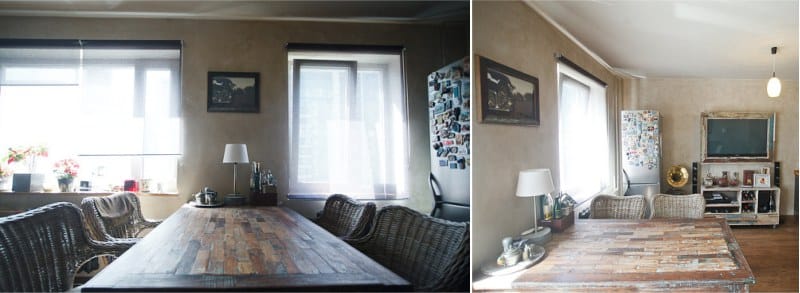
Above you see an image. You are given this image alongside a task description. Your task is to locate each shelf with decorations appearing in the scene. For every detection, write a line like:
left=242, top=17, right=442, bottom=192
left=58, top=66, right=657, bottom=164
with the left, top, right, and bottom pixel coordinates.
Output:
left=700, top=162, right=779, bottom=227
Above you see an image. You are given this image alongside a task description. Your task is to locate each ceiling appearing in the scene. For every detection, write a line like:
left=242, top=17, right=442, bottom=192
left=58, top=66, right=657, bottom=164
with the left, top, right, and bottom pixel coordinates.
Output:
left=0, top=1, right=468, bottom=24
left=527, top=0, right=799, bottom=79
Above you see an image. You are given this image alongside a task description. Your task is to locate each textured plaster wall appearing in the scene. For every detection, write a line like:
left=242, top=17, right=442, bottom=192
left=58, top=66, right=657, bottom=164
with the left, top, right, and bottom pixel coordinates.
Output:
left=630, top=78, right=799, bottom=215
left=0, top=16, right=467, bottom=219
left=472, top=1, right=622, bottom=271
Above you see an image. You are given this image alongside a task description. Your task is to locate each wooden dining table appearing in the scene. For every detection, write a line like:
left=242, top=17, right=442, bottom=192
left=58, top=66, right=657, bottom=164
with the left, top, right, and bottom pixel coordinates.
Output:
left=81, top=204, right=411, bottom=291
left=473, top=217, right=755, bottom=292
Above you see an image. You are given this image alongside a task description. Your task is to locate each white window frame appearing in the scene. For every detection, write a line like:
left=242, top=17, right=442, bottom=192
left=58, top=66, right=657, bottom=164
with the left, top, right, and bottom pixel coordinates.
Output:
left=287, top=46, right=408, bottom=200
left=0, top=39, right=183, bottom=193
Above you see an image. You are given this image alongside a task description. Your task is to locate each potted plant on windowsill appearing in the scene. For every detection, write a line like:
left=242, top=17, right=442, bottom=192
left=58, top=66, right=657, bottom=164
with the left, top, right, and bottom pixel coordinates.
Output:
left=7, top=146, right=48, bottom=192
left=53, top=159, right=79, bottom=193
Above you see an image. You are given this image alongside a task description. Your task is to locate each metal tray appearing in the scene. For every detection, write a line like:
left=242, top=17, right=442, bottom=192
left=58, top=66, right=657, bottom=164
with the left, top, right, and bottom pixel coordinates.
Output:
left=190, top=201, right=224, bottom=208
left=480, top=244, right=546, bottom=276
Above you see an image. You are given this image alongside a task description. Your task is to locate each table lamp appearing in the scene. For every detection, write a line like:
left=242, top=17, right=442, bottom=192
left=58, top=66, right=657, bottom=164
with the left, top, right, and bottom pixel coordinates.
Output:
left=223, top=144, right=249, bottom=204
left=516, top=168, right=554, bottom=244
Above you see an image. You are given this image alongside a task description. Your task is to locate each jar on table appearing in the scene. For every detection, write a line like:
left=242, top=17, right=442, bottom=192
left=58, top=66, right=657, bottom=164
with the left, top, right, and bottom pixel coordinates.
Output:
left=718, top=171, right=729, bottom=187
left=730, top=172, right=739, bottom=186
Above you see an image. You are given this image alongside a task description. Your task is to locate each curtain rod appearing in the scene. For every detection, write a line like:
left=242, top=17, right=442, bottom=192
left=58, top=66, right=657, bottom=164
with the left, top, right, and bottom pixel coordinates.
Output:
left=286, top=43, right=404, bottom=53
left=0, top=39, right=183, bottom=49
left=555, top=53, right=608, bottom=88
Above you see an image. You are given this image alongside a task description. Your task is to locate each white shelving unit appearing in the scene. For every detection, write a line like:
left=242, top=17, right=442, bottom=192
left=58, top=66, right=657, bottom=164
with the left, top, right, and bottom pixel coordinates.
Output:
left=700, top=162, right=780, bottom=228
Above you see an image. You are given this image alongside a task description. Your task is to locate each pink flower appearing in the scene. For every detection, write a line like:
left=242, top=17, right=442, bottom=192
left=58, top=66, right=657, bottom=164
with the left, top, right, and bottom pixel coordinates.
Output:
left=53, top=158, right=80, bottom=180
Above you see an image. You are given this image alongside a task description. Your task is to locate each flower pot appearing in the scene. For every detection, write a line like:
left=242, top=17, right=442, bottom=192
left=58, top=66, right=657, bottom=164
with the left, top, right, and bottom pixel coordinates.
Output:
left=58, top=178, right=74, bottom=193
left=12, top=173, right=45, bottom=192
left=0, top=177, right=9, bottom=191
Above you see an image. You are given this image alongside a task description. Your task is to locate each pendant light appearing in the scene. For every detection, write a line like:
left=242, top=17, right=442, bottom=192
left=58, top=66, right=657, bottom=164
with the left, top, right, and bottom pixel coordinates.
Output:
left=767, top=46, right=781, bottom=98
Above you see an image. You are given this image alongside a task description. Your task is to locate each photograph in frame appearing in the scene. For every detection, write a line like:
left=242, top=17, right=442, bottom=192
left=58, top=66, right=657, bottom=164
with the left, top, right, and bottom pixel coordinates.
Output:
left=478, top=56, right=539, bottom=126
left=207, top=72, right=260, bottom=113
left=753, top=173, right=771, bottom=188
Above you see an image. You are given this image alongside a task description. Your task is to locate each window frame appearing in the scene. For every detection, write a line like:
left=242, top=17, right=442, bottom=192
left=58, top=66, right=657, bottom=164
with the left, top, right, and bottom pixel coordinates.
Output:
left=556, top=58, right=615, bottom=205
left=0, top=38, right=183, bottom=193
left=290, top=59, right=358, bottom=194
left=286, top=44, right=408, bottom=200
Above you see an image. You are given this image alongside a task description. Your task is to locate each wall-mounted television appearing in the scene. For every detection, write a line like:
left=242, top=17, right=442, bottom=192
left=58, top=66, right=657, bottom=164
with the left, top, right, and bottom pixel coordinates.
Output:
left=701, top=112, right=775, bottom=162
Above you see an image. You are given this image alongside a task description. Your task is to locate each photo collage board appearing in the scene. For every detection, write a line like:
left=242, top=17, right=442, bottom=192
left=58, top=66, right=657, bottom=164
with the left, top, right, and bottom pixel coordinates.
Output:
left=428, top=58, right=471, bottom=170
left=621, top=110, right=660, bottom=170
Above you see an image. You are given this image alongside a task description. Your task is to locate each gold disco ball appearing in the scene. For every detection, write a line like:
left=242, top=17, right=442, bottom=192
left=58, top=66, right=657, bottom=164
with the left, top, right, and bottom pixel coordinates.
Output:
left=666, top=165, right=689, bottom=188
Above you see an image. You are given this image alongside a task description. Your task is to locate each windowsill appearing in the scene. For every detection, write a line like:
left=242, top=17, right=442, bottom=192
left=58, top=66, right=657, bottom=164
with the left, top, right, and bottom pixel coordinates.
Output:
left=287, top=194, right=409, bottom=201
left=0, top=191, right=179, bottom=197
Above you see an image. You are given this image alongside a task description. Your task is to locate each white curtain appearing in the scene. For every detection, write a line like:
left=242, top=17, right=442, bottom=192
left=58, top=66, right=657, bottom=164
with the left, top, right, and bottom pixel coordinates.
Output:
left=288, top=51, right=408, bottom=199
left=558, top=64, right=610, bottom=203
left=0, top=43, right=181, bottom=192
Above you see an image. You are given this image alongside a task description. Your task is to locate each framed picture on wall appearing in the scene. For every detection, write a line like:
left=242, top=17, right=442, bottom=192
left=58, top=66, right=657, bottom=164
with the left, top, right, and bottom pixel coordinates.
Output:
left=477, top=55, right=539, bottom=126
left=753, top=173, right=771, bottom=188
left=207, top=72, right=260, bottom=113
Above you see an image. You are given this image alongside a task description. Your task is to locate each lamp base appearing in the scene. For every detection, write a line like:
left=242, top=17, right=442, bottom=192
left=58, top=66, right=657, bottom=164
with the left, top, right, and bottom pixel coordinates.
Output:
left=224, top=194, right=246, bottom=206
left=520, top=226, right=551, bottom=245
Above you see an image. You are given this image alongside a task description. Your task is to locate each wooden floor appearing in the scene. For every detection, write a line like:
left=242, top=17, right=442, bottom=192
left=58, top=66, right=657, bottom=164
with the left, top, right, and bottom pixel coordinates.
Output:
left=731, top=216, right=798, bottom=292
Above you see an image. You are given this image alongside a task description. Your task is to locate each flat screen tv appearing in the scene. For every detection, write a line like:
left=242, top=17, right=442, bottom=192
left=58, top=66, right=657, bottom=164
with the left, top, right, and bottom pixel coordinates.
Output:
left=702, top=112, right=774, bottom=161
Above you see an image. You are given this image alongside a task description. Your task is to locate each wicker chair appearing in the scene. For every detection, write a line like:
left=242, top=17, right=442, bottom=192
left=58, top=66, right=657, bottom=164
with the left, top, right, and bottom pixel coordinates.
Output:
left=650, top=193, right=706, bottom=219
left=346, top=206, right=469, bottom=291
left=315, top=194, right=376, bottom=239
left=0, top=202, right=130, bottom=292
left=80, top=192, right=161, bottom=242
left=589, top=194, right=646, bottom=219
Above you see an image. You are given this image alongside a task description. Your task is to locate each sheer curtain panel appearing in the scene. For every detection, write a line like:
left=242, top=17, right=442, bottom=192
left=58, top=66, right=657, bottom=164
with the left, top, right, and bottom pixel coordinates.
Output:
left=557, top=62, right=611, bottom=203
left=288, top=46, right=408, bottom=200
left=0, top=39, right=182, bottom=192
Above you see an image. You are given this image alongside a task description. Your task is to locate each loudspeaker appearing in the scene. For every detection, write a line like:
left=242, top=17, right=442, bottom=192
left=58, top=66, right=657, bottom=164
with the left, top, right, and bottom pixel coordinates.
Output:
left=774, top=161, right=781, bottom=188
left=691, top=162, right=699, bottom=194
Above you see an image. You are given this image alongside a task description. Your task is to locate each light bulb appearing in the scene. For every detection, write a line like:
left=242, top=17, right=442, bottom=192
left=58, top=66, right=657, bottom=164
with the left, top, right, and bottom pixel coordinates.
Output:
left=767, top=76, right=781, bottom=98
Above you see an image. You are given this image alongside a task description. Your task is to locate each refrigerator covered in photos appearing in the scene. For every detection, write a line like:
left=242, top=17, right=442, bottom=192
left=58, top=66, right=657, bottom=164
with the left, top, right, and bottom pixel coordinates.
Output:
left=621, top=110, right=661, bottom=196
left=427, top=57, right=470, bottom=222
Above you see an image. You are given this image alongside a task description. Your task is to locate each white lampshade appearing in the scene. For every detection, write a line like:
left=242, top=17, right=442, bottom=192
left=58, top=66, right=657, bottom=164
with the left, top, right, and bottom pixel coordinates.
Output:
left=222, top=144, right=249, bottom=164
left=516, top=168, right=554, bottom=197
left=767, top=76, right=781, bottom=98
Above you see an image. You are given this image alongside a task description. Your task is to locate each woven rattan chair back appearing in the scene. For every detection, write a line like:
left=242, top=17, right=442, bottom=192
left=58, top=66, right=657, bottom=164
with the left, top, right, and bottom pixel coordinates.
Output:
left=81, top=192, right=161, bottom=242
left=0, top=202, right=129, bottom=292
left=346, top=206, right=469, bottom=291
left=590, top=194, right=646, bottom=219
left=650, top=193, right=706, bottom=219
left=315, top=194, right=376, bottom=239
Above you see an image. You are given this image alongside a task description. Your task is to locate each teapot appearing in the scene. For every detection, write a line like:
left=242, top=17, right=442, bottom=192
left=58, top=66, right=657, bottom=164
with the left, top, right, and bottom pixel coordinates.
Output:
left=194, top=187, right=217, bottom=205
left=203, top=187, right=218, bottom=203
left=496, top=237, right=522, bottom=266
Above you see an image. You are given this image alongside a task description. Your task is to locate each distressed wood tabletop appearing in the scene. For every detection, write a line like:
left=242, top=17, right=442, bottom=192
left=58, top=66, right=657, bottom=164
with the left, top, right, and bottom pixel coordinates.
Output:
left=81, top=204, right=410, bottom=291
left=474, top=218, right=754, bottom=292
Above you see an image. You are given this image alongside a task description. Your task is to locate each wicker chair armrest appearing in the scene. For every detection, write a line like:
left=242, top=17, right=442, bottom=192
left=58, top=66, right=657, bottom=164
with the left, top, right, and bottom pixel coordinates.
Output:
left=345, top=206, right=469, bottom=291
left=88, top=238, right=136, bottom=256
left=422, top=223, right=470, bottom=292
left=343, top=231, right=371, bottom=247
left=346, top=202, right=376, bottom=240
left=141, top=219, right=162, bottom=228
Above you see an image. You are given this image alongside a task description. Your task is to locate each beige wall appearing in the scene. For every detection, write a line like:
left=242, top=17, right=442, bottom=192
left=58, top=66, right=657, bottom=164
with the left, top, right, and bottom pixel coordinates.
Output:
left=0, top=16, right=468, bottom=219
left=472, top=1, right=622, bottom=270
left=628, top=78, right=799, bottom=215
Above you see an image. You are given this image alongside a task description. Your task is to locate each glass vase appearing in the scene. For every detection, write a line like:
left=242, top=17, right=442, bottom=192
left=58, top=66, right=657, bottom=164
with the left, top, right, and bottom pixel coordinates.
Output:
left=58, top=178, right=74, bottom=192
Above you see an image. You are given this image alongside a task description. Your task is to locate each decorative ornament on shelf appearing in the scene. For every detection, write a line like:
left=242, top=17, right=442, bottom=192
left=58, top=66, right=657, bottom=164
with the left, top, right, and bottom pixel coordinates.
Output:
left=53, top=158, right=80, bottom=192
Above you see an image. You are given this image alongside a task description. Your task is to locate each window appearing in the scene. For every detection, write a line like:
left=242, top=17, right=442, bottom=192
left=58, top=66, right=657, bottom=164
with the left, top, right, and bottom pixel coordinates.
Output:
left=288, top=45, right=408, bottom=200
left=557, top=60, right=612, bottom=203
left=0, top=39, right=182, bottom=192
